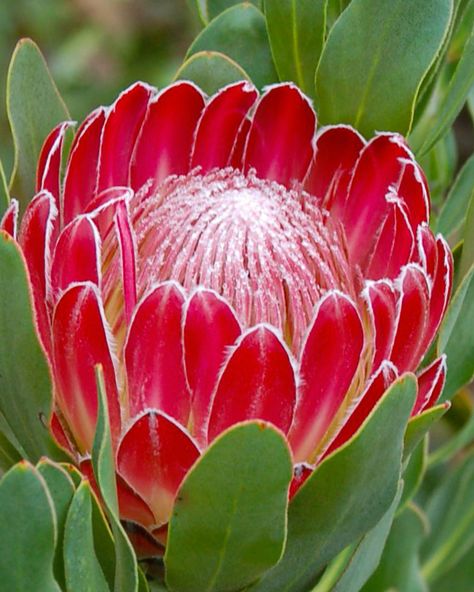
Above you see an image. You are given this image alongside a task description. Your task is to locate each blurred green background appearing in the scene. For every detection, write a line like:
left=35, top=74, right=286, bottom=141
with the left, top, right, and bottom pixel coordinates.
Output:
left=0, top=0, right=197, bottom=175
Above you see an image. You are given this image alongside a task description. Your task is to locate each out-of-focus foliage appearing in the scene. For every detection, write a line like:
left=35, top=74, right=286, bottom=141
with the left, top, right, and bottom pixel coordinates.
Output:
left=0, top=0, right=196, bottom=175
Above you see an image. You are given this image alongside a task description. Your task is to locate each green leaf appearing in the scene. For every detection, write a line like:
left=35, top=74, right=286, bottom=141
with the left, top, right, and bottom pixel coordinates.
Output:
left=313, top=483, right=403, bottom=592
left=410, top=13, right=474, bottom=155
left=190, top=0, right=208, bottom=25
left=363, top=504, right=428, bottom=592
left=0, top=430, right=21, bottom=473
left=326, top=0, right=351, bottom=28
left=459, top=182, right=474, bottom=279
left=404, top=404, right=450, bottom=460
left=0, top=462, right=61, bottom=591
left=417, top=128, right=457, bottom=210
left=92, top=366, right=139, bottom=592
left=315, top=0, right=453, bottom=137
left=429, top=407, right=474, bottom=467
left=90, top=490, right=117, bottom=590
left=0, top=159, right=9, bottom=216
left=251, top=374, right=417, bottom=592
left=265, top=0, right=327, bottom=96
left=64, top=480, right=110, bottom=592
left=468, top=81, right=474, bottom=122
left=399, top=438, right=428, bottom=510
left=138, top=570, right=150, bottom=592
left=37, top=458, right=76, bottom=590
left=0, top=233, right=64, bottom=462
left=437, top=152, right=474, bottom=240
left=437, top=264, right=474, bottom=399
left=174, top=51, right=251, bottom=95
left=207, top=0, right=261, bottom=20
left=421, top=452, right=474, bottom=582
left=7, top=38, right=69, bottom=209
left=165, top=422, right=292, bottom=592
left=61, top=462, right=84, bottom=487
left=431, top=542, right=474, bottom=591
left=186, top=4, right=278, bottom=88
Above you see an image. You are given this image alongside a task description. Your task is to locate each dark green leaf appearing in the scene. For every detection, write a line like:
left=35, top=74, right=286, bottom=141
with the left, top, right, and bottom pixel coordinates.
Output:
left=400, top=438, right=428, bottom=510
left=417, top=128, right=457, bottom=210
left=326, top=0, right=351, bottom=28
left=459, top=182, right=474, bottom=279
left=429, top=407, right=474, bottom=467
left=90, top=489, right=116, bottom=589
left=7, top=39, right=69, bottom=208
left=251, top=374, right=417, bottom=592
left=468, top=81, right=474, bottom=122
left=207, top=0, right=261, bottom=21
left=437, top=152, right=474, bottom=240
left=191, top=0, right=208, bottom=25
left=186, top=4, right=278, bottom=88
left=0, top=461, right=61, bottom=591
left=138, top=570, right=150, bottom=592
left=37, top=458, right=76, bottom=590
left=313, top=483, right=403, bottom=592
left=61, top=462, right=84, bottom=487
left=404, top=404, right=450, bottom=460
left=265, top=0, right=327, bottom=96
left=421, top=452, right=474, bottom=582
left=315, top=0, right=453, bottom=136
left=431, top=541, right=474, bottom=591
left=0, top=233, right=64, bottom=462
left=165, top=422, right=292, bottom=592
left=64, top=481, right=110, bottom=592
left=0, top=159, right=9, bottom=216
left=174, top=50, right=250, bottom=95
left=437, top=264, right=474, bottom=399
left=410, top=15, right=474, bottom=155
left=363, top=504, right=428, bottom=592
left=0, top=429, right=21, bottom=472
left=92, top=366, right=139, bottom=592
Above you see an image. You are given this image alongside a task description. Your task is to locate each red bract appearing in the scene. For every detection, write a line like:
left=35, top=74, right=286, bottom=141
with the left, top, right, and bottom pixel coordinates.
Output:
left=1, top=81, right=453, bottom=553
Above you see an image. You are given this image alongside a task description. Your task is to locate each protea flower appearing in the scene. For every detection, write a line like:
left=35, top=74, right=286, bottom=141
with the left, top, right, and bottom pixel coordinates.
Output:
left=1, top=81, right=452, bottom=553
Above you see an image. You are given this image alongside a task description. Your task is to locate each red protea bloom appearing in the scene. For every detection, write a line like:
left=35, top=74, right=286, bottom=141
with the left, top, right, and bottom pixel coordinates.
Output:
left=1, top=81, right=452, bottom=550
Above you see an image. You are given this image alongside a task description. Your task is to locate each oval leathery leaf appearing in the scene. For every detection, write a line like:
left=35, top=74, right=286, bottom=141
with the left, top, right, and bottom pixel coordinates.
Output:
left=437, top=264, right=474, bottom=400
left=37, top=458, right=76, bottom=590
left=265, top=0, right=327, bottom=96
left=315, top=0, right=453, bottom=136
left=251, top=374, right=417, bottom=592
left=0, top=461, right=61, bottom=591
left=64, top=480, right=110, bottom=592
left=174, top=51, right=251, bottom=95
left=0, top=233, right=65, bottom=463
left=165, top=421, right=292, bottom=592
left=185, top=4, right=278, bottom=88
left=92, top=366, right=140, bottom=592
left=7, top=38, right=70, bottom=208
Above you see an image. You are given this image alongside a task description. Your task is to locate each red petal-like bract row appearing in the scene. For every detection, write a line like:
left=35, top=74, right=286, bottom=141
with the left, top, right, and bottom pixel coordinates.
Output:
left=1, top=81, right=452, bottom=552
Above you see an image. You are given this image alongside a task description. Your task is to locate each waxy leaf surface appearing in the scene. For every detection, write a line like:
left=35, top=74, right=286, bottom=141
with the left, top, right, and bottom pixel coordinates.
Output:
left=437, top=264, right=474, bottom=399
left=251, top=375, right=417, bottom=592
left=0, top=462, right=61, bottom=592
left=315, top=0, right=452, bottom=136
left=186, top=4, right=278, bottom=88
left=265, top=0, right=327, bottom=96
left=64, top=481, right=110, bottom=592
left=37, top=459, right=76, bottom=589
left=7, top=39, right=69, bottom=207
left=174, top=51, right=250, bottom=95
left=165, top=422, right=292, bottom=592
left=0, top=233, right=64, bottom=462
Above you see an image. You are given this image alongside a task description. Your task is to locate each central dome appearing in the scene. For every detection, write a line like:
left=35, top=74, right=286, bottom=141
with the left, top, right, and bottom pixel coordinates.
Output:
left=132, top=168, right=358, bottom=351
